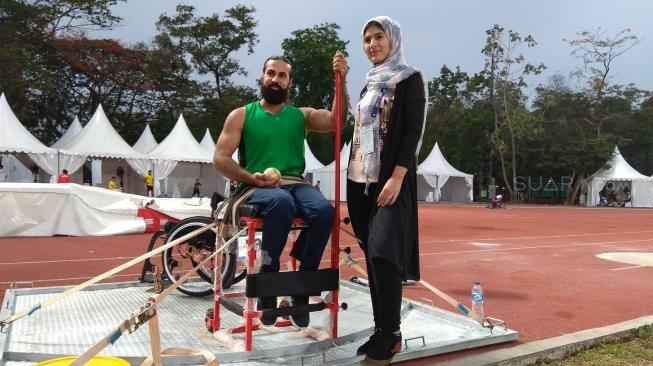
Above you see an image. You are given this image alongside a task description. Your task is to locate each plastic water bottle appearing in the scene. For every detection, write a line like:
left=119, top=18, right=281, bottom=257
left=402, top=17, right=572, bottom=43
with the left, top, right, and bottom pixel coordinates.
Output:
left=471, top=281, right=485, bottom=318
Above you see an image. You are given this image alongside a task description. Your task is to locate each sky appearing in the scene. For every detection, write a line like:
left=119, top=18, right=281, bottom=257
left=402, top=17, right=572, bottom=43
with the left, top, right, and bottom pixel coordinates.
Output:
left=94, top=0, right=653, bottom=101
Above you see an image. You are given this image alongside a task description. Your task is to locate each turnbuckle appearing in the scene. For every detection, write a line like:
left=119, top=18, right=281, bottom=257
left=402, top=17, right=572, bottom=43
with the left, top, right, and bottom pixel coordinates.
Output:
left=0, top=319, right=8, bottom=334
left=126, top=302, right=157, bottom=334
left=482, top=316, right=507, bottom=334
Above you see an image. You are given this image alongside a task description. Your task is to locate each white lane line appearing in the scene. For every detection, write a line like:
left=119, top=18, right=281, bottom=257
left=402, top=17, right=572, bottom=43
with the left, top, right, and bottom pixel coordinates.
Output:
left=609, top=265, right=647, bottom=271
left=0, top=273, right=140, bottom=285
left=420, top=238, right=652, bottom=257
left=420, top=230, right=653, bottom=245
left=470, top=242, right=501, bottom=246
left=0, top=257, right=133, bottom=266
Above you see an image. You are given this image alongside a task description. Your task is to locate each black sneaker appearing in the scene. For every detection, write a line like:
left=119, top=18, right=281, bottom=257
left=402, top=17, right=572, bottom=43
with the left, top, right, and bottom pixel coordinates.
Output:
left=289, top=295, right=310, bottom=328
left=356, top=328, right=380, bottom=356
left=257, top=296, right=277, bottom=325
left=363, top=329, right=402, bottom=365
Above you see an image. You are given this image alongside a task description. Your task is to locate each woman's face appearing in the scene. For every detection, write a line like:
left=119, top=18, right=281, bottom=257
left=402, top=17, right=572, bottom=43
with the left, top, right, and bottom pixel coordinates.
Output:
left=363, top=24, right=390, bottom=65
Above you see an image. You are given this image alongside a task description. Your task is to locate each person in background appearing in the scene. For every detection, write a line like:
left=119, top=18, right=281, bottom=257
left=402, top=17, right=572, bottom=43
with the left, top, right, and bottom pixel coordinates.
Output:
left=346, top=16, right=427, bottom=364
left=0, top=164, right=7, bottom=182
left=108, top=176, right=118, bottom=190
left=57, top=169, right=71, bottom=183
left=314, top=180, right=321, bottom=191
left=192, top=178, right=202, bottom=197
left=144, top=170, right=154, bottom=197
left=489, top=194, right=504, bottom=208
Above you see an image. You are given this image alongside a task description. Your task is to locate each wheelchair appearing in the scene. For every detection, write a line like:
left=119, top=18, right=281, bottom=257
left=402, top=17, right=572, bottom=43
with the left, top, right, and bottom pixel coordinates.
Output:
left=140, top=193, right=243, bottom=297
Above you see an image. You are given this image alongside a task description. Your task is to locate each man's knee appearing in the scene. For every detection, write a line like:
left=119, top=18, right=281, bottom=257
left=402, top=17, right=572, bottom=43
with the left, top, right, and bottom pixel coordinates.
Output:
left=263, top=190, right=297, bottom=218
left=314, top=200, right=334, bottom=223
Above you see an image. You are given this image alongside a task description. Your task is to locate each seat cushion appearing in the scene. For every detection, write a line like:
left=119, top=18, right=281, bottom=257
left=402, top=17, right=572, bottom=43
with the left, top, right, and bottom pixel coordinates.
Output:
left=238, top=203, right=264, bottom=218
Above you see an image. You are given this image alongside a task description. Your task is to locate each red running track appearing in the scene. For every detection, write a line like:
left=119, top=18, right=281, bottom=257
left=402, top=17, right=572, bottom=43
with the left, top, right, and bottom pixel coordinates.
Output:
left=1, top=204, right=652, bottom=364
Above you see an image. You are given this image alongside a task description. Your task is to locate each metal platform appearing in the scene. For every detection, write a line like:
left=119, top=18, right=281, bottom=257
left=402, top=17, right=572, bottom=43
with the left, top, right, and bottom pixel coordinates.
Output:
left=0, top=280, right=518, bottom=365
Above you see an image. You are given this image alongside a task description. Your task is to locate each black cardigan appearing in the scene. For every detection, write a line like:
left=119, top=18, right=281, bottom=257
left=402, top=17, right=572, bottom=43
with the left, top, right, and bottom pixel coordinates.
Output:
left=363, top=71, right=426, bottom=280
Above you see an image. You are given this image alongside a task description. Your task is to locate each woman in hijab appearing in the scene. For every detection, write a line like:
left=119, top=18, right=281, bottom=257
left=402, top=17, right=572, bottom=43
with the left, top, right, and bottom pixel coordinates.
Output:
left=347, top=16, right=427, bottom=365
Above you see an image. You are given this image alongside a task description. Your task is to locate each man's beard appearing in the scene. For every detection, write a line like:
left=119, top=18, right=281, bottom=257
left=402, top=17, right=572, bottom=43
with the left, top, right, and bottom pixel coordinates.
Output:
left=260, top=83, right=289, bottom=105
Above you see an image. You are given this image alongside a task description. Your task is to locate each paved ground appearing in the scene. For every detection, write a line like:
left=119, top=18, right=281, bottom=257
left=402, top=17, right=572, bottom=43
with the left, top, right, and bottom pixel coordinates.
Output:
left=1, top=204, right=652, bottom=364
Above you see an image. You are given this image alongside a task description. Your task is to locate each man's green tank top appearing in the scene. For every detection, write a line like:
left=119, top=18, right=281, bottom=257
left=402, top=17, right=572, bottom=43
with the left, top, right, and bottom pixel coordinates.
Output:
left=240, top=101, right=305, bottom=178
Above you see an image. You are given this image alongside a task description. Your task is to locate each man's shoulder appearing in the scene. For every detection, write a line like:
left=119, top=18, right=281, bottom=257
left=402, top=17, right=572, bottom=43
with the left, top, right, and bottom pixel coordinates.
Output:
left=227, top=104, right=250, bottom=123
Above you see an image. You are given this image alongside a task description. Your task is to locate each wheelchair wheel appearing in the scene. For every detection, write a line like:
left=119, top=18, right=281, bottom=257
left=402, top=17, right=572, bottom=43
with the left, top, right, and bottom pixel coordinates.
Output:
left=161, top=216, right=237, bottom=297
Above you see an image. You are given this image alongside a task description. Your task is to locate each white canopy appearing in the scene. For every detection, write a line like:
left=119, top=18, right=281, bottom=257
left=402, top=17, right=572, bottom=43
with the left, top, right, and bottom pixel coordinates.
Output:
left=312, top=142, right=350, bottom=201
left=303, top=140, right=325, bottom=175
left=199, top=128, right=215, bottom=157
left=51, top=116, right=82, bottom=149
left=132, top=124, right=158, bottom=154
left=148, top=115, right=218, bottom=197
left=0, top=93, right=58, bottom=177
left=149, top=115, right=211, bottom=163
left=57, top=105, right=149, bottom=191
left=417, top=142, right=473, bottom=202
left=585, top=146, right=653, bottom=207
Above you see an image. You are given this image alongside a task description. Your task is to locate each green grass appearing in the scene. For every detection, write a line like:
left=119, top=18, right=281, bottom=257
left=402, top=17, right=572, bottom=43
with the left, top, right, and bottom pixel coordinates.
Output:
left=540, top=326, right=653, bottom=366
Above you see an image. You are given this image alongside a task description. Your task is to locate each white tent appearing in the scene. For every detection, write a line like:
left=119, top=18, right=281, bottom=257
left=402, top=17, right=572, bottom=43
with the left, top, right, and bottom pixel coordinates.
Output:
left=51, top=116, right=87, bottom=184
left=1, top=154, right=33, bottom=182
left=132, top=124, right=158, bottom=154
left=58, top=105, right=149, bottom=189
left=199, top=128, right=215, bottom=157
left=0, top=93, right=58, bottom=181
left=312, top=142, right=350, bottom=201
left=417, top=142, right=473, bottom=202
left=148, top=115, right=224, bottom=197
left=51, top=116, right=82, bottom=149
left=585, top=146, right=653, bottom=207
left=303, top=140, right=325, bottom=187
left=303, top=140, right=325, bottom=176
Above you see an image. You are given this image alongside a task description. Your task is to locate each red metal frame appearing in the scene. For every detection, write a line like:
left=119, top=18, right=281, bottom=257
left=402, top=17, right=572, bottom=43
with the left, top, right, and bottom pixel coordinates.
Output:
left=208, top=72, right=343, bottom=352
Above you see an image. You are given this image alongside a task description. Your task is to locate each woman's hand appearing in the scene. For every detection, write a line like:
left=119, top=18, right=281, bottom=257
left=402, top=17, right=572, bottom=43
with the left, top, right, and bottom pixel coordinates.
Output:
left=377, top=166, right=408, bottom=206
left=377, top=176, right=402, bottom=206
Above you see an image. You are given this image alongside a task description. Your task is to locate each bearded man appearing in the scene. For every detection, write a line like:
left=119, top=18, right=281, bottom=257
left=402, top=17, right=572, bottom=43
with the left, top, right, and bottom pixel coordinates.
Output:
left=213, top=52, right=348, bottom=328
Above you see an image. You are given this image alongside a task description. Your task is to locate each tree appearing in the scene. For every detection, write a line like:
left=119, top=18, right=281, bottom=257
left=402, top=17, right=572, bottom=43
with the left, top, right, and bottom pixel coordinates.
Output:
left=564, top=28, right=641, bottom=138
left=281, top=23, right=350, bottom=164
left=482, top=24, right=546, bottom=198
left=156, top=4, right=258, bottom=99
left=531, top=75, right=618, bottom=203
left=565, top=28, right=641, bottom=100
left=0, top=0, right=125, bottom=143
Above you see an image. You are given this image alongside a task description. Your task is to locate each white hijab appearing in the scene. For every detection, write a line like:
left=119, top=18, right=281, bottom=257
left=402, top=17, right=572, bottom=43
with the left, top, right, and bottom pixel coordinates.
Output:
left=363, top=16, right=420, bottom=89
left=358, top=16, right=428, bottom=187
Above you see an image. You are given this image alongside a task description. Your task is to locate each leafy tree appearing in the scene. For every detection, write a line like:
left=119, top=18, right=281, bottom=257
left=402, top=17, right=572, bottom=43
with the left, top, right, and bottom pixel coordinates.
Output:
left=531, top=75, right=618, bottom=203
left=156, top=4, right=258, bottom=99
left=482, top=24, right=546, bottom=198
left=53, top=37, right=156, bottom=142
left=281, top=23, right=350, bottom=164
left=0, top=0, right=125, bottom=143
left=566, top=28, right=641, bottom=100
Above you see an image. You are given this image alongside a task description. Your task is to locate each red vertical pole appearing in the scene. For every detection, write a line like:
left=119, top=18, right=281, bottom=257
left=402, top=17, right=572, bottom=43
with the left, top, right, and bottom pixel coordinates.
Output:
left=330, top=72, right=342, bottom=339
left=245, top=220, right=258, bottom=352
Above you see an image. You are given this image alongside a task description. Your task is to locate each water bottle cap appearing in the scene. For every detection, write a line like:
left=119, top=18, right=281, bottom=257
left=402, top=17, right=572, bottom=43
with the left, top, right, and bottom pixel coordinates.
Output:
left=474, top=281, right=481, bottom=285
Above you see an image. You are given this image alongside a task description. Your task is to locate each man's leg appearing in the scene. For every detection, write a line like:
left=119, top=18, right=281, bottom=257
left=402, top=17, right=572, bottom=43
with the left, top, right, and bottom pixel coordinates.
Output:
left=246, top=187, right=296, bottom=272
left=290, top=184, right=334, bottom=272
left=285, top=184, right=333, bottom=327
left=246, top=187, right=296, bottom=325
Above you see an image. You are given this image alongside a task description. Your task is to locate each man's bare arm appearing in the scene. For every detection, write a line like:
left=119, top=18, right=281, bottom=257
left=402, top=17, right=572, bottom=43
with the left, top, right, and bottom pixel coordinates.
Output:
left=213, top=107, right=277, bottom=188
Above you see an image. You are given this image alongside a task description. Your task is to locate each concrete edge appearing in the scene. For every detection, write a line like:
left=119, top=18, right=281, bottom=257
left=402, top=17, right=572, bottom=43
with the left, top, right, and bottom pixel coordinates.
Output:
left=433, top=315, right=653, bottom=366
